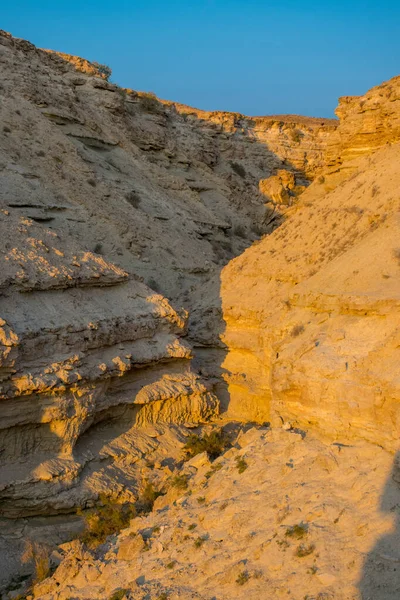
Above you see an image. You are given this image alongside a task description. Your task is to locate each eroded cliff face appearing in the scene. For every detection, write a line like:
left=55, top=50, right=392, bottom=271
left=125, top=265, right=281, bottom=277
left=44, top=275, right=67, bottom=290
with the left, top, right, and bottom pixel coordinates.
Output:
left=220, top=74, right=400, bottom=450
left=0, top=26, right=339, bottom=526
left=326, top=74, right=400, bottom=172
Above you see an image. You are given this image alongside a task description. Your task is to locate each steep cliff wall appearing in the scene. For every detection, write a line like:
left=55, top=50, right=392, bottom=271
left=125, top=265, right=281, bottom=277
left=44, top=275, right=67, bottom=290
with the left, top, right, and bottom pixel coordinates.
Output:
left=220, top=75, right=400, bottom=450
left=326, top=74, right=400, bottom=172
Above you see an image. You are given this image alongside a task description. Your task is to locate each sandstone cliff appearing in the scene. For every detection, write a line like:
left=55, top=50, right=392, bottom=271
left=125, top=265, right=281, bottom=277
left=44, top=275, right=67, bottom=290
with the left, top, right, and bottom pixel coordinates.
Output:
left=326, top=74, right=400, bottom=172
left=220, top=75, right=400, bottom=451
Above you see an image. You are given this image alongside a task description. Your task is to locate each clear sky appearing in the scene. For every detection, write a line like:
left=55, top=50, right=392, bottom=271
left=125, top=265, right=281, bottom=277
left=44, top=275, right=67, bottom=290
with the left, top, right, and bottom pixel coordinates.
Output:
left=1, top=1, right=399, bottom=117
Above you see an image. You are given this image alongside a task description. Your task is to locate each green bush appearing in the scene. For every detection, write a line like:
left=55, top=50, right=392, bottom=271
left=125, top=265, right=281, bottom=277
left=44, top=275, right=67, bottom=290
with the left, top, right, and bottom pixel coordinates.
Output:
left=136, top=482, right=163, bottom=514
left=183, top=429, right=229, bottom=461
left=235, top=456, right=248, bottom=474
left=79, top=495, right=136, bottom=549
left=285, top=523, right=308, bottom=539
left=170, top=473, right=189, bottom=490
left=236, top=571, right=250, bottom=585
left=109, top=590, right=129, bottom=600
left=139, top=91, right=162, bottom=113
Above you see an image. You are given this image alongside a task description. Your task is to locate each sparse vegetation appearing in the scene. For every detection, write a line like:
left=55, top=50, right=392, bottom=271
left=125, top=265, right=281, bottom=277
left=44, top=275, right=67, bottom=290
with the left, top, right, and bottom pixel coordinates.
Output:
left=188, top=523, right=197, bottom=531
left=137, top=482, right=163, bottom=514
left=109, top=590, right=128, bottom=600
left=236, top=570, right=250, bottom=585
left=166, top=561, right=176, bottom=569
left=125, top=190, right=141, bottom=208
left=139, top=91, right=162, bottom=113
left=230, top=161, right=246, bottom=178
left=235, top=456, right=248, bottom=473
left=170, top=473, right=189, bottom=490
left=78, top=494, right=136, bottom=549
left=147, top=277, right=161, bottom=293
left=291, top=324, right=305, bottom=337
left=205, top=463, right=223, bottom=479
left=233, top=224, right=247, bottom=238
left=285, top=523, right=308, bottom=539
left=393, top=248, right=400, bottom=265
left=371, top=184, right=379, bottom=197
left=307, top=565, right=318, bottom=575
left=183, top=429, right=230, bottom=461
left=197, top=496, right=206, bottom=505
left=296, top=543, right=315, bottom=558
left=289, top=128, right=302, bottom=143
left=194, top=536, right=207, bottom=548
left=21, top=540, right=51, bottom=584
left=93, top=62, right=112, bottom=80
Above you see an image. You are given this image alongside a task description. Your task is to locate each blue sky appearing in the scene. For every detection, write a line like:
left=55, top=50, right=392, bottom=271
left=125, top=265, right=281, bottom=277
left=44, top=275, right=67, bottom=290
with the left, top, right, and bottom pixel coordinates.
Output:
left=1, top=1, right=399, bottom=117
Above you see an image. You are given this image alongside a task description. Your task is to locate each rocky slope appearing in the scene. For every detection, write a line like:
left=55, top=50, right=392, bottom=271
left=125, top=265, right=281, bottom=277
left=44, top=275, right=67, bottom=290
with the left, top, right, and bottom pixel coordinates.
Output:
left=31, top=427, right=400, bottom=600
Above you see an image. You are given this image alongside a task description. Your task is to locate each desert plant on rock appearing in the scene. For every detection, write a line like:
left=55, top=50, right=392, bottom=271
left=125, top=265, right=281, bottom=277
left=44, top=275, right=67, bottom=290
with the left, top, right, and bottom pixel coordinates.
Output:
left=21, top=540, right=51, bottom=584
left=235, top=456, right=248, bottom=473
left=236, top=570, right=250, bottom=585
left=295, top=543, right=315, bottom=557
left=137, top=481, right=163, bottom=514
left=170, top=473, right=189, bottom=490
left=109, top=590, right=129, bottom=600
left=285, top=523, right=308, bottom=539
left=183, top=429, right=229, bottom=461
left=92, top=61, right=112, bottom=80
left=78, top=494, right=136, bottom=549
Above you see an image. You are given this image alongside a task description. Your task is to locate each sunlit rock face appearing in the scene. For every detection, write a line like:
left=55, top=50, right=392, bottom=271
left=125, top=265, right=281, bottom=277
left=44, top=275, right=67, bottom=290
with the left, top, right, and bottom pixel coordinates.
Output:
left=220, top=77, right=400, bottom=449
left=326, top=74, right=400, bottom=173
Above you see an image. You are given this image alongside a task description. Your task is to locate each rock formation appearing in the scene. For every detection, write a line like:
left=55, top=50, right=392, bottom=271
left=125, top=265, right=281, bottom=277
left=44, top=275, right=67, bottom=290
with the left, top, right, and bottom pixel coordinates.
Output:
left=220, top=78, right=400, bottom=450
left=30, top=428, right=400, bottom=600
left=0, top=27, right=399, bottom=600
left=0, top=27, right=337, bottom=519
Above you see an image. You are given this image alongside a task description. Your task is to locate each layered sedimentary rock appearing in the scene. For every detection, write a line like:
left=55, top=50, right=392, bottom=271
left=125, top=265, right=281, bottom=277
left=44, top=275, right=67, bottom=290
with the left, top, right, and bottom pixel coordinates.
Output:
left=0, top=210, right=219, bottom=517
left=326, top=74, right=400, bottom=172
left=0, top=26, right=339, bottom=523
left=220, top=76, right=400, bottom=449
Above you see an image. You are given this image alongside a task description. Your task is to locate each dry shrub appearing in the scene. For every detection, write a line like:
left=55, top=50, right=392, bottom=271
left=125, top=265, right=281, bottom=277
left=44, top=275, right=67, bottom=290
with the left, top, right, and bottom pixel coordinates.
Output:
left=21, top=540, right=50, bottom=584
left=79, top=494, right=136, bottom=549
left=183, top=429, right=230, bottom=461
left=139, top=91, right=162, bottom=113
left=136, top=481, right=164, bottom=514
left=291, top=324, right=305, bottom=337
